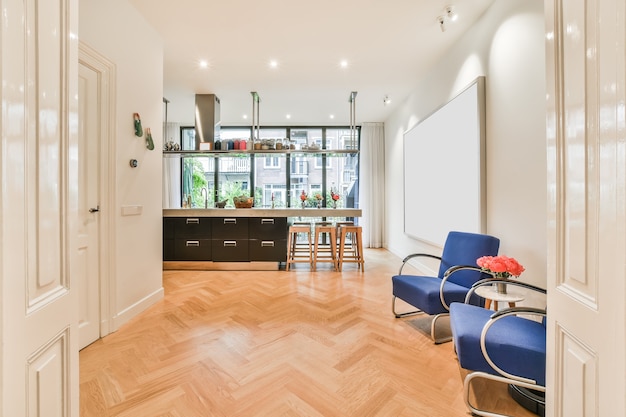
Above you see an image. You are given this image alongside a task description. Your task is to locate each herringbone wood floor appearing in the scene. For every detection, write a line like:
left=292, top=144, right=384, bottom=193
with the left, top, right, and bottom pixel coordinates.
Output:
left=80, top=249, right=536, bottom=416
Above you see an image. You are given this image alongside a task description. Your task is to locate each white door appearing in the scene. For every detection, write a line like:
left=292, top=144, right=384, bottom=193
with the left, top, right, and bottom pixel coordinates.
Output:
left=0, top=0, right=79, bottom=416
left=545, top=0, right=626, bottom=415
left=77, top=60, right=102, bottom=349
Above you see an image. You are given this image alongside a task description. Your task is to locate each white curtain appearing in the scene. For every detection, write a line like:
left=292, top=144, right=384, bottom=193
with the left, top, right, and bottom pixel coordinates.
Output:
left=360, top=122, right=385, bottom=248
left=163, top=122, right=182, bottom=208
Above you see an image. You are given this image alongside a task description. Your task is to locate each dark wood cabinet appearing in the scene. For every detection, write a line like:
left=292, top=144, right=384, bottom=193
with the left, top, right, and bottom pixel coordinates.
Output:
left=211, top=217, right=249, bottom=261
left=163, top=217, right=212, bottom=261
left=164, top=216, right=287, bottom=263
left=249, top=218, right=287, bottom=261
left=174, top=238, right=212, bottom=261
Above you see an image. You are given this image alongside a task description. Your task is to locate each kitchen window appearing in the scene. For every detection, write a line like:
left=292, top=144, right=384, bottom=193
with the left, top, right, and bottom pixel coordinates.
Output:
left=171, top=126, right=360, bottom=209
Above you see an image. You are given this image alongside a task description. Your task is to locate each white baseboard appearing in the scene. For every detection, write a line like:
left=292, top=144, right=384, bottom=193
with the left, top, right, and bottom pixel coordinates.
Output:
left=111, top=287, right=164, bottom=331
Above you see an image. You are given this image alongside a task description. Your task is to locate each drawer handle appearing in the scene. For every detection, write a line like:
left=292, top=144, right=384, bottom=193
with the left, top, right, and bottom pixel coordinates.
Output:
left=186, top=218, right=200, bottom=224
left=186, top=240, right=200, bottom=247
left=223, top=218, right=237, bottom=224
left=261, top=219, right=275, bottom=224
left=223, top=241, right=237, bottom=247
left=261, top=241, right=275, bottom=247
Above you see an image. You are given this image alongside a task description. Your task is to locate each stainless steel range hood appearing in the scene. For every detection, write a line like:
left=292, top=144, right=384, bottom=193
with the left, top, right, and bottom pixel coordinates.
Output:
left=194, top=94, right=221, bottom=149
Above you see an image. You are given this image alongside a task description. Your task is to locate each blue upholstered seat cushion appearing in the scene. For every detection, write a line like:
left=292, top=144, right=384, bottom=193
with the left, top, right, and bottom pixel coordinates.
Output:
left=450, top=302, right=546, bottom=386
left=392, top=275, right=473, bottom=315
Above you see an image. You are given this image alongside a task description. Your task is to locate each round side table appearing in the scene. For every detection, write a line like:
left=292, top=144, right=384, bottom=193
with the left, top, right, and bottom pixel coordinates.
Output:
left=475, top=284, right=525, bottom=310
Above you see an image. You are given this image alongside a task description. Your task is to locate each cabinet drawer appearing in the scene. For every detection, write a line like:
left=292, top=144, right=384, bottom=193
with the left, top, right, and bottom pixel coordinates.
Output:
left=171, top=217, right=212, bottom=238
left=211, top=239, right=249, bottom=261
left=163, top=239, right=175, bottom=261
left=212, top=217, right=248, bottom=238
left=163, top=218, right=176, bottom=239
left=249, top=239, right=287, bottom=261
left=173, top=238, right=212, bottom=261
left=249, top=217, right=288, bottom=239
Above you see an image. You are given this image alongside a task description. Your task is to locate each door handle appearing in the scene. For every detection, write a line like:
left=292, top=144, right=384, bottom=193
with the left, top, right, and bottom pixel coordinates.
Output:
left=89, top=206, right=100, bottom=213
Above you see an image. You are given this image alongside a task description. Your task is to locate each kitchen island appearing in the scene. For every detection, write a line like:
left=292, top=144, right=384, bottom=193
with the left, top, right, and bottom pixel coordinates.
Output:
left=163, top=208, right=362, bottom=270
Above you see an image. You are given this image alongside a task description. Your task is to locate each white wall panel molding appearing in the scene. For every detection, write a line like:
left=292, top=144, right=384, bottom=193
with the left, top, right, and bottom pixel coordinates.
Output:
left=27, top=328, right=70, bottom=417
left=554, top=323, right=597, bottom=417
left=554, top=0, right=600, bottom=309
left=25, top=0, right=72, bottom=314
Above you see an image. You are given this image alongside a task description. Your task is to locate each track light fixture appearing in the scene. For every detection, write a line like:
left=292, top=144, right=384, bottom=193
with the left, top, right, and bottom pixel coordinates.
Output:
left=437, top=16, right=446, bottom=32
left=445, top=5, right=457, bottom=22
left=437, top=4, right=457, bottom=32
left=383, top=95, right=391, bottom=105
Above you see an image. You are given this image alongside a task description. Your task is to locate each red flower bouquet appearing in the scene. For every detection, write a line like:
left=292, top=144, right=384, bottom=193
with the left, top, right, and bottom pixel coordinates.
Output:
left=330, top=189, right=340, bottom=208
left=476, top=255, right=525, bottom=278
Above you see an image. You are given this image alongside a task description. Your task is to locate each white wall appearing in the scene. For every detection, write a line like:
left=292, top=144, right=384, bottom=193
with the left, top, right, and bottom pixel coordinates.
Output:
left=79, top=0, right=164, bottom=328
left=384, top=0, right=547, bottom=288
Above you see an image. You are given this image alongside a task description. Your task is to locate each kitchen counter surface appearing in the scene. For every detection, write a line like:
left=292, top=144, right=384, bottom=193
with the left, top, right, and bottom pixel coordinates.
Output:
left=163, top=208, right=362, bottom=218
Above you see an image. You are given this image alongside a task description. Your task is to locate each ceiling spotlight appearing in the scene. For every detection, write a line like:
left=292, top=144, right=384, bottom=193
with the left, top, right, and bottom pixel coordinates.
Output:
left=269, top=59, right=278, bottom=69
left=437, top=16, right=446, bottom=32
left=445, top=5, right=458, bottom=22
left=383, top=96, right=391, bottom=105
left=340, top=60, right=348, bottom=69
left=330, top=114, right=335, bottom=119
left=198, top=60, right=209, bottom=69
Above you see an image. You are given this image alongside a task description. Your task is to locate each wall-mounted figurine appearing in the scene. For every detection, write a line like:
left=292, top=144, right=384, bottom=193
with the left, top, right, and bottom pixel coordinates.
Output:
left=145, top=127, right=154, bottom=150
left=133, top=113, right=143, bottom=137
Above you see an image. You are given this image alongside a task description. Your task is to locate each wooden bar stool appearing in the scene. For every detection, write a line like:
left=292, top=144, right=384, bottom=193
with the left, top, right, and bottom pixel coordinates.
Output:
left=286, top=224, right=313, bottom=271
left=334, top=221, right=354, bottom=250
left=337, top=225, right=364, bottom=271
left=312, top=222, right=338, bottom=271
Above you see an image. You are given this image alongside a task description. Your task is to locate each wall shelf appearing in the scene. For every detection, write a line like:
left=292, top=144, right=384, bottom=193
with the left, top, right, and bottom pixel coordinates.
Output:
left=163, top=149, right=359, bottom=157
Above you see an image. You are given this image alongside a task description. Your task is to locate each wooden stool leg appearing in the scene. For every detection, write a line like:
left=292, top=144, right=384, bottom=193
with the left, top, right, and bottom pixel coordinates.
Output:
left=356, top=228, right=364, bottom=271
left=330, top=228, right=337, bottom=271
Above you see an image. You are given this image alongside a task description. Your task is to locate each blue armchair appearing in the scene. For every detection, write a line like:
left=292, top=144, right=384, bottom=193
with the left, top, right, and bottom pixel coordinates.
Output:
left=391, top=231, right=500, bottom=343
left=450, top=279, right=547, bottom=417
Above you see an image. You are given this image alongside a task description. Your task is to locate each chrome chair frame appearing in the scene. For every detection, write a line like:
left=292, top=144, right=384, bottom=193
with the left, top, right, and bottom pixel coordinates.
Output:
left=458, top=279, right=547, bottom=417
left=392, top=253, right=493, bottom=343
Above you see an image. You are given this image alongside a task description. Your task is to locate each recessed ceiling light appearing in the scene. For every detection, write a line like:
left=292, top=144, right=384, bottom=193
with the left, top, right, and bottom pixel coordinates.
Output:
left=242, top=114, right=248, bottom=119
left=340, top=60, right=348, bottom=69
left=286, top=114, right=291, bottom=119
left=199, top=60, right=209, bottom=69
left=330, top=114, right=335, bottom=119
left=269, top=59, right=278, bottom=68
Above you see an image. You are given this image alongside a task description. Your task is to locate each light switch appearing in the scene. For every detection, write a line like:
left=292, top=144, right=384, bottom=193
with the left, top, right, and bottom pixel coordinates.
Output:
left=121, top=205, right=143, bottom=216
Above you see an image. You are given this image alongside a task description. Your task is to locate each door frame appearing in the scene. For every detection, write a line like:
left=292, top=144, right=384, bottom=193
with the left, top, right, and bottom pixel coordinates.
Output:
left=78, top=42, right=116, bottom=338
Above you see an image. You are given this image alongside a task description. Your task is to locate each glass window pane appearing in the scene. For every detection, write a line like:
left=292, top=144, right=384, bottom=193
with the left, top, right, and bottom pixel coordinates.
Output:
left=326, top=128, right=359, bottom=209
left=181, top=127, right=196, bottom=151
left=182, top=156, right=215, bottom=208
left=254, top=153, right=287, bottom=207
left=218, top=156, right=251, bottom=207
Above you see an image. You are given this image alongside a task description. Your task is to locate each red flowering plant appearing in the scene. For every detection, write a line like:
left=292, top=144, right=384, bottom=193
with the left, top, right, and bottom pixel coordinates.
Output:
left=330, top=189, right=340, bottom=208
left=315, top=193, right=323, bottom=208
left=476, top=255, right=525, bottom=279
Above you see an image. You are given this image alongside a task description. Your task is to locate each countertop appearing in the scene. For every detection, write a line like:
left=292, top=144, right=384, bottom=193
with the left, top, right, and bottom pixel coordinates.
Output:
left=163, top=208, right=362, bottom=218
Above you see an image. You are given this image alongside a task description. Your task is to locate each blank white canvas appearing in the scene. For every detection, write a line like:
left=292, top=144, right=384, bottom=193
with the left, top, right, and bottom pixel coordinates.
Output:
left=403, top=77, right=485, bottom=247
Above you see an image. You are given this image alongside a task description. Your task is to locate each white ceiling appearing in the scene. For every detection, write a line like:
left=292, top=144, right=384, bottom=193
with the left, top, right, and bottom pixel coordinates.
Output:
left=128, top=0, right=495, bottom=126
